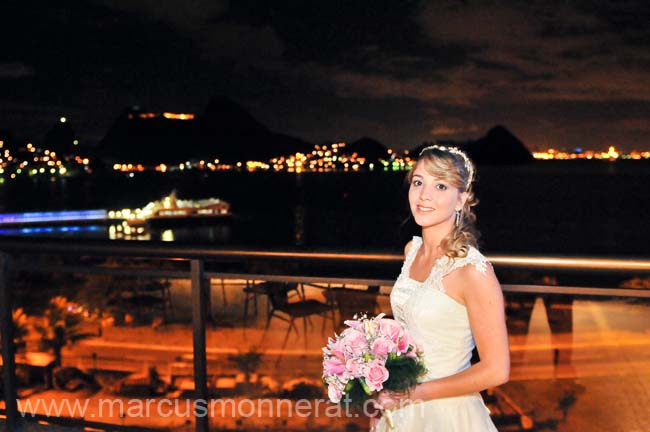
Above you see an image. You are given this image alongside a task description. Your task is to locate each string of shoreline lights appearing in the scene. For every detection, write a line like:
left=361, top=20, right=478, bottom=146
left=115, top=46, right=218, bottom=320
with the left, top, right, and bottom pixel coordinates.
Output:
left=97, top=142, right=650, bottom=174
left=1, top=113, right=649, bottom=180
left=2, top=139, right=648, bottom=180
left=0, top=140, right=90, bottom=184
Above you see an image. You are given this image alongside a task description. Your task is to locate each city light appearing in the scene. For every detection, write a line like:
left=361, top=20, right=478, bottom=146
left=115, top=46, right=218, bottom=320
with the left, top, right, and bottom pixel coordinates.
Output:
left=162, top=112, right=195, bottom=120
left=532, top=146, right=647, bottom=161
left=0, top=138, right=96, bottom=181
left=127, top=111, right=196, bottom=120
left=1, top=133, right=649, bottom=182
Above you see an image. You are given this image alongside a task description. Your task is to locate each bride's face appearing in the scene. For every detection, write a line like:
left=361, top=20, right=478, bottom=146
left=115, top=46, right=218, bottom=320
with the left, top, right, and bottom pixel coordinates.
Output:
left=408, top=163, right=467, bottom=229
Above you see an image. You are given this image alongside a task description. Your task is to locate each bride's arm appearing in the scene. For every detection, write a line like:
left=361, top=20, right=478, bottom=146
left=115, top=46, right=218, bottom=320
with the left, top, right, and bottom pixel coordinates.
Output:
left=411, top=264, right=510, bottom=401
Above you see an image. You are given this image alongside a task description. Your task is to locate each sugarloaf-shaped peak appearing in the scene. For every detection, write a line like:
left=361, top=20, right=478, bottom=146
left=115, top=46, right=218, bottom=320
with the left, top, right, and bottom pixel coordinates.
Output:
left=409, top=126, right=534, bottom=165
left=466, top=125, right=534, bottom=164
left=44, top=117, right=77, bottom=157
left=198, top=95, right=312, bottom=162
left=97, top=98, right=313, bottom=164
left=97, top=106, right=198, bottom=163
left=200, top=95, right=269, bottom=136
left=345, top=137, right=390, bottom=162
left=485, top=125, right=522, bottom=146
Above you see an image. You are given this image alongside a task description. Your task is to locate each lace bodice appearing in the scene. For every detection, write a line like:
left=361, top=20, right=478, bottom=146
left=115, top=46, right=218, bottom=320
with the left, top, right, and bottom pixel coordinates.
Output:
left=390, top=236, right=490, bottom=381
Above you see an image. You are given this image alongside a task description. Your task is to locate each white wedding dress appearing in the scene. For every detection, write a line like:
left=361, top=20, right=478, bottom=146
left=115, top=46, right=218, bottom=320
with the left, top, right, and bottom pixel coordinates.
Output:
left=376, top=236, right=498, bottom=431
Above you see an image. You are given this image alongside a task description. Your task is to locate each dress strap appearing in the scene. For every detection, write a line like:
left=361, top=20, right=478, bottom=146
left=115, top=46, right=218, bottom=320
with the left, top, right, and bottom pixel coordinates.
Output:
left=442, top=246, right=490, bottom=277
left=401, top=236, right=422, bottom=272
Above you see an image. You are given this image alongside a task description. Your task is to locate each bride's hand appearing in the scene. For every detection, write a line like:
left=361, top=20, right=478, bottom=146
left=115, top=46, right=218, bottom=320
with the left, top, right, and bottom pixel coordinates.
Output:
left=375, top=389, right=411, bottom=411
left=368, top=397, right=385, bottom=431
left=369, top=415, right=380, bottom=431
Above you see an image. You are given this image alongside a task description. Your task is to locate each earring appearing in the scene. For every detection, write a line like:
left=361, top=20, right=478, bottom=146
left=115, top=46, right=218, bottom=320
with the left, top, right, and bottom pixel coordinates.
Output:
left=455, top=210, right=461, bottom=227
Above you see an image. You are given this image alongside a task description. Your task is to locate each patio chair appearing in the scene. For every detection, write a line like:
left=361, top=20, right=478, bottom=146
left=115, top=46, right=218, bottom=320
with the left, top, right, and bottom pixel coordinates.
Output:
left=242, top=280, right=304, bottom=325
left=264, top=281, right=335, bottom=350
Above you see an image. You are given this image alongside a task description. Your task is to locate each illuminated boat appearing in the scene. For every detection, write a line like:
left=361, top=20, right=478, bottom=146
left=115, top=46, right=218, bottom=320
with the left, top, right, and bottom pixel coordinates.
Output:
left=108, top=192, right=231, bottom=227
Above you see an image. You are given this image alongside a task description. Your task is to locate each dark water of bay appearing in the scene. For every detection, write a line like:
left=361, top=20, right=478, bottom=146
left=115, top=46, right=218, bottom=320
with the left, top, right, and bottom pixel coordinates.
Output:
left=1, top=160, right=649, bottom=257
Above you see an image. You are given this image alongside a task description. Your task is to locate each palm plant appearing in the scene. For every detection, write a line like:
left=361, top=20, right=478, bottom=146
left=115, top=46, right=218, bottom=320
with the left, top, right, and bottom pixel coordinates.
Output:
left=12, top=308, right=30, bottom=348
left=228, top=347, right=264, bottom=393
left=0, top=308, right=30, bottom=351
left=557, top=390, right=577, bottom=421
left=35, top=296, right=92, bottom=366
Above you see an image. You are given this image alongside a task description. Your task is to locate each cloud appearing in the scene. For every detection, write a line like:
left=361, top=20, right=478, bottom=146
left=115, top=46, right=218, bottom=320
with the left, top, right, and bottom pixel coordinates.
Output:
left=99, top=0, right=285, bottom=64
left=518, top=65, right=650, bottom=102
left=297, top=1, right=649, bottom=108
left=199, top=24, right=285, bottom=63
left=617, top=118, right=650, bottom=133
left=2, top=0, right=647, bottom=152
left=413, top=1, right=650, bottom=104
left=431, top=124, right=479, bottom=137
left=0, top=62, right=35, bottom=79
left=328, top=63, right=493, bottom=106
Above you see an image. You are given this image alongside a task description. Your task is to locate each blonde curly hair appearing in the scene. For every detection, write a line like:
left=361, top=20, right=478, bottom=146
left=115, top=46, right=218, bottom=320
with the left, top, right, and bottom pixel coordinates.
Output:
left=406, top=146, right=479, bottom=259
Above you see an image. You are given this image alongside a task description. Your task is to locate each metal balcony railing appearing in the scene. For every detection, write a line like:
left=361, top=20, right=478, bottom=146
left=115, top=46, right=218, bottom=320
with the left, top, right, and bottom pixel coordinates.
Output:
left=1, top=236, right=649, bottom=431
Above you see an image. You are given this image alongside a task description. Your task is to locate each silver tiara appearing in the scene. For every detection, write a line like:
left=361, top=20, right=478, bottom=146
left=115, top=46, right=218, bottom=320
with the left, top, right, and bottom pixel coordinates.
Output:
left=419, top=145, right=474, bottom=187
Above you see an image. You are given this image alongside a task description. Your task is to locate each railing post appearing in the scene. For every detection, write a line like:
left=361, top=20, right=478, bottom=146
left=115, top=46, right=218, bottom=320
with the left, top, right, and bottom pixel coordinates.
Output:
left=191, top=259, right=209, bottom=432
left=0, top=252, right=18, bottom=430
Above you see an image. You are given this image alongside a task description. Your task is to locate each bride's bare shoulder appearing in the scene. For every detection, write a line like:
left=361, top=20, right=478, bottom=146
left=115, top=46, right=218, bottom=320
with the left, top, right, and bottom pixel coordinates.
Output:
left=404, top=240, right=414, bottom=258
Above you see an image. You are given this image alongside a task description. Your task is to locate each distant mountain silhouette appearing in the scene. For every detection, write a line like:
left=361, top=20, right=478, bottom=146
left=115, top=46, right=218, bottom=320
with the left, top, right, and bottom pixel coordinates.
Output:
left=97, top=107, right=198, bottom=163
left=412, top=126, right=534, bottom=165
left=44, top=120, right=77, bottom=156
left=97, top=96, right=313, bottom=164
left=199, top=95, right=269, bottom=137
left=464, top=126, right=534, bottom=164
left=197, top=95, right=313, bottom=161
left=344, top=137, right=390, bottom=162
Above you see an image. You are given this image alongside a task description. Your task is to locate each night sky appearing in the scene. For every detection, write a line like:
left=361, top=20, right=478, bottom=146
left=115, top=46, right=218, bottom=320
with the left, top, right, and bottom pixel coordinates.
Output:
left=1, top=0, right=649, bottom=152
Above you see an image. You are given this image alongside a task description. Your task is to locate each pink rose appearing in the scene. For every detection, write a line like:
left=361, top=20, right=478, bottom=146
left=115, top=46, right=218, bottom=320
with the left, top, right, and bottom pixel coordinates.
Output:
left=364, top=360, right=389, bottom=392
left=340, top=329, right=368, bottom=358
left=323, top=357, right=346, bottom=377
left=372, top=337, right=397, bottom=359
left=379, top=319, right=405, bottom=344
left=345, top=358, right=365, bottom=378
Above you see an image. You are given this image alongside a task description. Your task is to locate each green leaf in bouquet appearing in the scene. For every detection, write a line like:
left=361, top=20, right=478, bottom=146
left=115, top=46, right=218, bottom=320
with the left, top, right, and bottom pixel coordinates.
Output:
left=360, top=378, right=373, bottom=396
left=384, top=357, right=427, bottom=393
left=339, top=379, right=371, bottom=410
left=388, top=354, right=413, bottom=365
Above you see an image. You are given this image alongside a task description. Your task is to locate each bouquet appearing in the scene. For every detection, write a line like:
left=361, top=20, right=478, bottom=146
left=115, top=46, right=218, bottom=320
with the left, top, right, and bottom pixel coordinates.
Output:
left=322, top=313, right=426, bottom=427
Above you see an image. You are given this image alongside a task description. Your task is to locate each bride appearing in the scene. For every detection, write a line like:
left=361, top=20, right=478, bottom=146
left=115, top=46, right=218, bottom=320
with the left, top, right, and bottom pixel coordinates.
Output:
left=371, top=145, right=510, bottom=431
